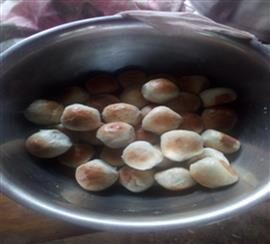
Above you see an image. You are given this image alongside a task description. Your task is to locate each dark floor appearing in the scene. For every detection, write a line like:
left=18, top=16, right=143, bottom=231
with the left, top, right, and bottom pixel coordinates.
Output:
left=2, top=200, right=269, bottom=244
left=42, top=201, right=270, bottom=244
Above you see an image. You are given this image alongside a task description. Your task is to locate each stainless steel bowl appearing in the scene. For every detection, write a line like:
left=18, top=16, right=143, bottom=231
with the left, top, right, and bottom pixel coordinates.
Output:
left=0, top=16, right=269, bottom=231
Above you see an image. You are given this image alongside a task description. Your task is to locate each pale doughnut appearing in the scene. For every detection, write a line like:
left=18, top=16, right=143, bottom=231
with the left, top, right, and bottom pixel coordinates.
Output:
left=161, top=130, right=203, bottom=162
left=155, top=168, right=196, bottom=191
left=119, top=166, right=154, bottom=192
left=122, top=141, right=163, bottom=170
left=142, top=78, right=179, bottom=103
left=24, top=99, right=64, bottom=125
left=188, top=147, right=230, bottom=165
left=201, top=129, right=240, bottom=154
left=102, top=103, right=141, bottom=126
left=96, top=122, right=135, bottom=148
left=25, top=129, right=72, bottom=158
left=61, top=104, right=101, bottom=131
left=75, top=159, right=118, bottom=191
left=190, top=157, right=239, bottom=188
left=142, top=106, right=182, bottom=134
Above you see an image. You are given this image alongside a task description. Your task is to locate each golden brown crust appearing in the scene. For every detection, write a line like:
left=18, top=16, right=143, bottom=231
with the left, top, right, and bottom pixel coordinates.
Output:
left=76, top=165, right=107, bottom=187
left=142, top=106, right=182, bottom=134
left=151, top=111, right=177, bottom=125
left=61, top=105, right=101, bottom=131
left=102, top=103, right=141, bottom=125
left=166, top=136, right=199, bottom=154
left=25, top=137, right=49, bottom=157
left=150, top=79, right=177, bottom=93
left=125, top=150, right=151, bottom=164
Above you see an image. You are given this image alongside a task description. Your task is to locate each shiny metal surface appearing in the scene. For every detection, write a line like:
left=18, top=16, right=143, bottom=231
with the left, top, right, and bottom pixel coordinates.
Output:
left=0, top=16, right=270, bottom=231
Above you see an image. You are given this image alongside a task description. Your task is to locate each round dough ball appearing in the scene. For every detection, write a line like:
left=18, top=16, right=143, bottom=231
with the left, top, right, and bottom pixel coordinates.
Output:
left=200, top=88, right=237, bottom=107
left=188, top=147, right=230, bottom=165
left=61, top=104, right=101, bottom=131
left=177, top=76, right=210, bottom=94
left=179, top=113, right=204, bottom=133
left=190, top=157, right=239, bottom=188
left=24, top=99, right=64, bottom=125
left=58, top=144, right=95, bottom=168
left=202, top=107, right=238, bottom=131
left=166, top=92, right=201, bottom=113
left=155, top=168, right=196, bottom=191
left=122, top=141, right=163, bottom=170
left=85, top=74, right=119, bottom=94
left=75, top=159, right=118, bottom=191
left=120, top=86, right=148, bottom=108
left=161, top=130, right=203, bottom=162
left=201, top=129, right=240, bottom=154
left=142, top=106, right=182, bottom=134
left=119, top=166, right=154, bottom=192
left=25, top=129, right=72, bottom=158
left=142, top=78, right=179, bottom=103
left=102, top=103, right=142, bottom=126
left=85, top=94, right=120, bottom=112
left=100, top=147, right=125, bottom=167
left=135, top=128, right=159, bottom=144
left=117, top=70, right=147, bottom=88
left=59, top=86, right=89, bottom=105
left=96, top=122, right=135, bottom=148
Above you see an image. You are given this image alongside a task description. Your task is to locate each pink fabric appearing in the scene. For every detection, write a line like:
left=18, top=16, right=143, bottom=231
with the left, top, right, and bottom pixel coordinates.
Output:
left=0, top=0, right=268, bottom=46
left=0, top=0, right=184, bottom=32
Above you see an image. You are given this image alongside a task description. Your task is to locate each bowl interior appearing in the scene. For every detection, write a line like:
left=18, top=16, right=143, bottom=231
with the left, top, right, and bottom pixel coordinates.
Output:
left=0, top=19, right=269, bottom=229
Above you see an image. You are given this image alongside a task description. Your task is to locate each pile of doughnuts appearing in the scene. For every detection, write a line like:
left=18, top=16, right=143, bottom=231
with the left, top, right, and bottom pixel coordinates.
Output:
left=24, top=71, right=240, bottom=193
